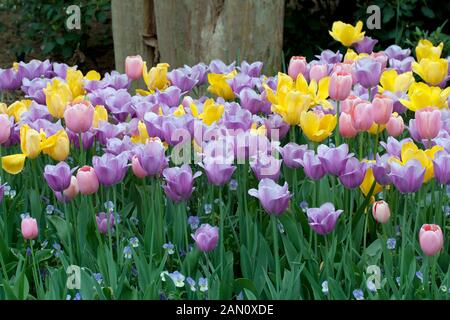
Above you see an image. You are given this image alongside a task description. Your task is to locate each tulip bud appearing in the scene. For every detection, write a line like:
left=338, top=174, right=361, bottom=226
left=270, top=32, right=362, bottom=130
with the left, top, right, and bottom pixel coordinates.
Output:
left=309, top=64, right=328, bottom=82
left=288, top=56, right=307, bottom=80
left=329, top=72, right=352, bottom=101
left=21, top=217, right=38, bottom=240
left=339, top=112, right=358, bottom=138
left=56, top=176, right=79, bottom=203
left=372, top=94, right=393, bottom=125
left=386, top=113, right=404, bottom=137
left=131, top=155, right=148, bottom=179
left=192, top=223, right=219, bottom=252
left=415, top=107, right=441, bottom=140
left=64, top=100, right=94, bottom=133
left=76, top=166, right=99, bottom=195
left=372, top=200, right=390, bottom=224
left=352, top=102, right=373, bottom=131
left=419, top=224, right=444, bottom=256
left=125, top=55, right=144, bottom=80
left=0, top=114, right=11, bottom=144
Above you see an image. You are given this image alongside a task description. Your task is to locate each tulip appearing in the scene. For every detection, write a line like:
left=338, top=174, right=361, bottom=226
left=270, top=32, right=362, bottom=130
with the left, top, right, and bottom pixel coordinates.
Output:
left=359, top=162, right=383, bottom=196
left=338, top=157, right=367, bottom=189
left=351, top=102, right=373, bottom=131
left=300, top=110, right=337, bottom=142
left=299, top=150, right=326, bottom=180
left=339, top=112, right=358, bottom=138
left=76, top=166, right=99, bottom=195
left=272, top=90, right=311, bottom=126
left=162, top=164, right=201, bottom=203
left=248, top=179, right=291, bottom=215
left=131, top=155, right=148, bottom=179
left=44, top=161, right=72, bottom=192
left=317, top=144, right=352, bottom=176
left=372, top=154, right=393, bottom=185
left=415, top=107, right=441, bottom=140
left=56, top=176, right=79, bottom=203
left=125, top=55, right=144, bottom=80
left=432, top=151, right=450, bottom=184
left=96, top=212, right=115, bottom=234
left=192, top=223, right=219, bottom=252
left=399, top=82, right=450, bottom=112
left=207, top=71, right=237, bottom=100
left=412, top=58, right=448, bottom=86
left=65, top=68, right=85, bottom=98
left=386, top=113, right=404, bottom=137
left=1, top=154, right=26, bottom=175
left=64, top=100, right=94, bottom=133
left=288, top=56, right=307, bottom=80
left=43, top=79, right=73, bottom=118
left=372, top=94, right=393, bottom=125
left=415, top=39, right=443, bottom=62
left=0, top=114, right=11, bottom=144
left=136, top=140, right=168, bottom=177
left=280, top=142, right=308, bottom=169
left=250, top=153, right=282, bottom=181
left=168, top=69, right=198, bottom=92
left=341, top=95, right=364, bottom=114
left=21, top=217, right=38, bottom=240
left=142, top=62, right=170, bottom=92
left=309, top=64, right=328, bottom=83
left=7, top=99, right=32, bottom=122
left=92, top=152, right=129, bottom=186
left=353, top=57, right=382, bottom=89
left=353, top=36, right=378, bottom=54
left=419, top=224, right=444, bottom=256
left=20, top=124, right=41, bottom=159
left=329, top=21, right=365, bottom=47
left=40, top=129, right=70, bottom=161
left=389, top=159, right=425, bottom=193
left=198, top=99, right=224, bottom=126
left=307, top=203, right=343, bottom=235
left=372, top=200, right=390, bottom=224
left=199, top=156, right=236, bottom=186
left=329, top=72, right=352, bottom=101
left=93, top=105, right=108, bottom=128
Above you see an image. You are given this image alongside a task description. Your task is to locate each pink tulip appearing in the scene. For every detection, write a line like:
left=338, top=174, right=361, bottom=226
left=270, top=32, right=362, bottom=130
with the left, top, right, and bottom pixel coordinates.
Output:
left=386, top=114, right=404, bottom=137
left=309, top=64, right=328, bottom=82
left=125, top=55, right=144, bottom=80
left=64, top=100, right=94, bottom=133
left=372, top=200, right=390, bottom=224
left=63, top=176, right=79, bottom=200
left=339, top=112, right=358, bottom=138
left=352, top=102, right=373, bottom=131
left=76, top=166, right=99, bottom=195
left=370, top=51, right=388, bottom=69
left=21, top=217, right=38, bottom=240
left=332, top=61, right=356, bottom=84
left=341, top=95, right=364, bottom=114
left=0, top=114, right=11, bottom=144
left=415, top=107, right=442, bottom=140
left=372, top=94, right=393, bottom=125
left=419, top=224, right=444, bottom=256
left=329, top=72, right=352, bottom=101
left=131, top=155, right=148, bottom=179
left=288, top=56, right=307, bottom=80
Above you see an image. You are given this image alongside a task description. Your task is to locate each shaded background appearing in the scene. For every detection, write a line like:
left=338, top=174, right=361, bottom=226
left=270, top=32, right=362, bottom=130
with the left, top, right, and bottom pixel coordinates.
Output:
left=0, top=0, right=449, bottom=74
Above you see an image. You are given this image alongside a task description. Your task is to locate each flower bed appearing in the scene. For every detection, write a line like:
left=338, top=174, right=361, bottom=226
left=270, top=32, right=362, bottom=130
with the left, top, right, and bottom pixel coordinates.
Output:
left=0, top=21, right=449, bottom=300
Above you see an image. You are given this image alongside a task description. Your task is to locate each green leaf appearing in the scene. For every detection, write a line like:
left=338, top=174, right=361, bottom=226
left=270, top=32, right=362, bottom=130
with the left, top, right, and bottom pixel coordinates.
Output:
left=421, top=6, right=435, bottom=18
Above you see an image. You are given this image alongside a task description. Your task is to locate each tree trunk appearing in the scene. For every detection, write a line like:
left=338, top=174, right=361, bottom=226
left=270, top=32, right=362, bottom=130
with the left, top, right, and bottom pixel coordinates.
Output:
left=154, top=0, right=285, bottom=75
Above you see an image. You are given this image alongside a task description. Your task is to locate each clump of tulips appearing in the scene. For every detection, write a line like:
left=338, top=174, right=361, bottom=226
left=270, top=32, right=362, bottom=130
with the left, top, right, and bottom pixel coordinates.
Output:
left=0, top=20, right=448, bottom=300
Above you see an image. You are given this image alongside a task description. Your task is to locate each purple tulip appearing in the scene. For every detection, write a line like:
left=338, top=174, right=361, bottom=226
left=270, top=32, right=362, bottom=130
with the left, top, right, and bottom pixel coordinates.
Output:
left=353, top=57, right=382, bottom=89
left=162, top=164, right=201, bottom=202
left=389, top=159, right=425, bottom=193
left=0, top=68, right=22, bottom=90
left=67, top=129, right=95, bottom=150
left=316, top=50, right=343, bottom=64
left=92, top=152, right=129, bottom=186
left=384, top=45, right=411, bottom=60
left=248, top=178, right=291, bottom=215
left=372, top=154, right=393, bottom=185
left=105, top=89, right=132, bottom=122
left=86, top=87, right=116, bottom=107
left=433, top=151, right=450, bottom=185
left=161, top=115, right=194, bottom=146
left=102, top=71, right=130, bottom=90
left=189, top=63, right=208, bottom=84
left=106, top=136, right=134, bottom=156
left=353, top=36, right=378, bottom=54
left=389, top=57, right=414, bottom=73
left=21, top=102, right=52, bottom=123
left=135, top=140, right=168, bottom=177
left=192, top=223, right=219, bottom=252
left=51, top=62, right=69, bottom=78
left=221, top=102, right=252, bottom=131
left=95, top=122, right=125, bottom=145
left=168, top=68, right=198, bottom=92
left=299, top=150, right=326, bottom=180
left=239, top=88, right=271, bottom=114
left=21, top=78, right=51, bottom=104
left=239, top=61, right=263, bottom=78
left=250, top=153, right=282, bottom=181
left=380, top=136, right=412, bottom=159
left=307, top=203, right=343, bottom=235
left=199, top=155, right=236, bottom=186
left=317, top=144, right=352, bottom=176
left=96, top=212, right=115, bottom=234
left=44, top=162, right=73, bottom=192
left=280, top=142, right=308, bottom=169
left=338, top=157, right=367, bottom=189
left=157, top=86, right=182, bottom=107
left=227, top=73, right=253, bottom=95
left=209, top=59, right=235, bottom=74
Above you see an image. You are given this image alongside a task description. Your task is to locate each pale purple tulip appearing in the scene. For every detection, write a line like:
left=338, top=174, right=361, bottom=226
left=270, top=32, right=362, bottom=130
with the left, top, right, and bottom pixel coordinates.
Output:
left=248, top=179, right=291, bottom=215
left=92, top=152, right=129, bottom=186
left=307, top=203, right=343, bottom=235
left=162, top=164, right=201, bottom=202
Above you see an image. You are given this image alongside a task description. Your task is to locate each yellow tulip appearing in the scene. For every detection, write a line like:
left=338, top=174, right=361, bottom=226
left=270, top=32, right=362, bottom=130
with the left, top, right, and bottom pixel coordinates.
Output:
left=415, top=39, right=444, bottom=62
left=272, top=90, right=311, bottom=125
left=93, top=105, right=108, bottom=128
left=1, top=154, right=26, bottom=175
left=367, top=123, right=385, bottom=135
left=344, top=48, right=368, bottom=61
left=143, top=62, right=170, bottom=92
left=7, top=99, right=32, bottom=122
left=399, top=82, right=450, bottom=112
left=207, top=70, right=237, bottom=100
left=295, top=74, right=332, bottom=109
left=66, top=68, right=85, bottom=98
left=20, top=124, right=41, bottom=159
left=40, top=129, right=70, bottom=161
left=263, top=72, right=294, bottom=106
left=198, top=99, right=224, bottom=125
left=359, top=163, right=382, bottom=196
left=130, top=121, right=150, bottom=144
left=44, top=79, right=73, bottom=118
left=412, top=58, right=448, bottom=86
left=173, top=105, right=186, bottom=117
left=378, top=69, right=415, bottom=93
left=299, top=110, right=336, bottom=142
left=329, top=21, right=365, bottom=47
left=85, top=70, right=101, bottom=81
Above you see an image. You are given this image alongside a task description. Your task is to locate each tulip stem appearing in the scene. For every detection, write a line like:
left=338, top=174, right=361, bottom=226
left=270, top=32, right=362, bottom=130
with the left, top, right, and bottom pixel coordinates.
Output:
left=218, top=187, right=224, bottom=276
left=335, top=100, right=340, bottom=146
left=30, top=240, right=43, bottom=299
left=271, top=215, right=281, bottom=296
left=78, top=133, right=84, bottom=165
